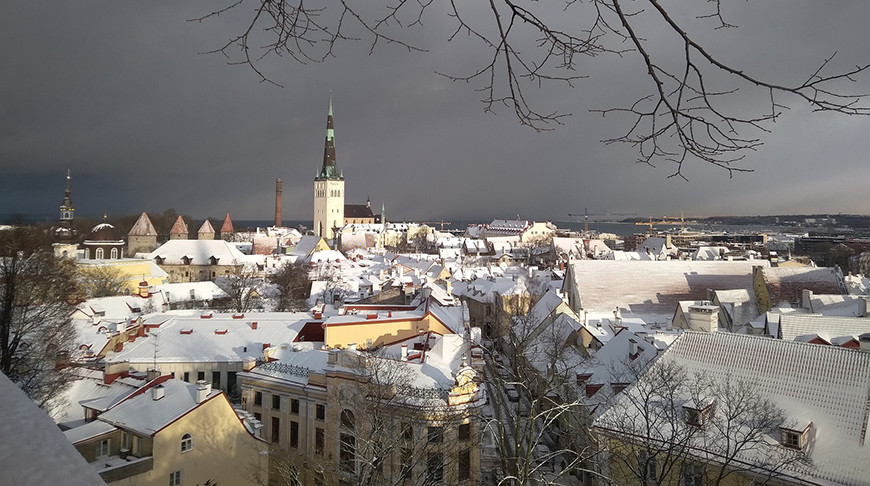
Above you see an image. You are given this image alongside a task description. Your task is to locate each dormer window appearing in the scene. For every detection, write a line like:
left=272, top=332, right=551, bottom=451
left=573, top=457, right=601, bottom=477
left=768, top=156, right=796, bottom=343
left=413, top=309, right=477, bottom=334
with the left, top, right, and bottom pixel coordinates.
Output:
left=683, top=402, right=714, bottom=427
left=780, top=422, right=811, bottom=450
left=181, top=256, right=192, bottom=265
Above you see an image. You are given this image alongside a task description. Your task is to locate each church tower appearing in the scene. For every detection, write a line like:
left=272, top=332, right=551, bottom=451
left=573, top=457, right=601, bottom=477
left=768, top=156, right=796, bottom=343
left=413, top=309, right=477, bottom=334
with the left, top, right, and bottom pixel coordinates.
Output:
left=52, top=169, right=78, bottom=259
left=313, top=94, right=345, bottom=240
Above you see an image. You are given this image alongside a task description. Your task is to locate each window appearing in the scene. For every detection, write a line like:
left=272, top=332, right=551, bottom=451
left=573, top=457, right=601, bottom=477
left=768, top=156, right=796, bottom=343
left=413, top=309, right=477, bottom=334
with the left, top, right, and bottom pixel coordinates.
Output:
left=182, top=371, right=189, bottom=383
left=638, top=450, right=657, bottom=484
left=683, top=402, right=713, bottom=427
left=400, top=448, right=413, bottom=481
left=780, top=423, right=811, bottom=450
left=181, top=433, right=193, bottom=452
left=110, top=248, right=118, bottom=259
left=458, top=422, right=471, bottom=441
left=682, top=462, right=704, bottom=486
left=427, top=453, right=444, bottom=483
left=132, top=435, right=141, bottom=455
left=271, top=417, right=280, bottom=444
left=254, top=412, right=261, bottom=422
left=290, top=421, right=299, bottom=448
left=95, top=438, right=110, bottom=459
left=315, top=403, right=325, bottom=420
left=340, top=433, right=356, bottom=473
left=291, top=398, right=300, bottom=415
left=428, top=426, right=443, bottom=443
left=197, top=371, right=205, bottom=382
left=272, top=394, right=281, bottom=410
left=254, top=391, right=262, bottom=406
left=458, top=449, right=471, bottom=481
left=212, top=371, right=221, bottom=390
left=485, top=306, right=492, bottom=316
left=315, top=427, right=325, bottom=456
left=341, top=409, right=355, bottom=430
left=95, top=248, right=104, bottom=259
left=169, top=470, right=182, bottom=486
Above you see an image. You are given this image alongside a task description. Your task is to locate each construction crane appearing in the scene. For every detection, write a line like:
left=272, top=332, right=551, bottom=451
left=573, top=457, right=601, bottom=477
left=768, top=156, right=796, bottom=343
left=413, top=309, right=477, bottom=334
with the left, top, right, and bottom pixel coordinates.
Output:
left=635, top=211, right=699, bottom=235
left=568, top=209, right=637, bottom=233
left=416, top=220, right=453, bottom=232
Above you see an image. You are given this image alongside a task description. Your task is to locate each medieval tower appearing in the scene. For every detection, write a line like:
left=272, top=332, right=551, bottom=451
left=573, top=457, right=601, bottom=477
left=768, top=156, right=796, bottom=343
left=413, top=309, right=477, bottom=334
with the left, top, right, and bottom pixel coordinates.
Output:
left=313, top=94, right=345, bottom=239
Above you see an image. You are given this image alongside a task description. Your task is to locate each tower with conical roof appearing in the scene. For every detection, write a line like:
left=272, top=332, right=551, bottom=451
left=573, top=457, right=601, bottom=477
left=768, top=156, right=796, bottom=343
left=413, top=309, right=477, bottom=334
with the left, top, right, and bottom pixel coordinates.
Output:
left=169, top=215, right=189, bottom=240
left=127, top=211, right=159, bottom=254
left=313, top=93, right=345, bottom=240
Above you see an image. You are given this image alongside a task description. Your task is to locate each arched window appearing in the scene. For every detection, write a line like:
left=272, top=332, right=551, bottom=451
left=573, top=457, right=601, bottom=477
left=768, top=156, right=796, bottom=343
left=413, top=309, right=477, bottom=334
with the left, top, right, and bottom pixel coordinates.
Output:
left=110, top=248, right=118, bottom=259
left=340, top=409, right=355, bottom=430
left=181, top=433, right=193, bottom=452
left=95, top=248, right=104, bottom=259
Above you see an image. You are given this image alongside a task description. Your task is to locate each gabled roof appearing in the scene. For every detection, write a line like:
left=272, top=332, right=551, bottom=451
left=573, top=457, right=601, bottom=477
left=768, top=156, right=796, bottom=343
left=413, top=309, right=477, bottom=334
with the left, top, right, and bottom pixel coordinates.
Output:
left=760, top=266, right=845, bottom=305
left=94, top=379, right=220, bottom=437
left=778, top=313, right=870, bottom=343
left=344, top=204, right=375, bottom=219
left=128, top=211, right=158, bottom=236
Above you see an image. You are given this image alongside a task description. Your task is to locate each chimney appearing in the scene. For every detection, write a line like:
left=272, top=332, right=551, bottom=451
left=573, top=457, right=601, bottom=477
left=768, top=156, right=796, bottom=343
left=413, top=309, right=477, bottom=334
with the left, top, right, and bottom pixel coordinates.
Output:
left=860, top=333, right=870, bottom=353
left=196, top=380, right=211, bottom=403
left=401, top=344, right=408, bottom=361
left=628, top=339, right=638, bottom=356
left=861, top=296, right=870, bottom=317
left=250, top=321, right=258, bottom=330
left=275, top=178, right=283, bottom=227
left=147, top=368, right=160, bottom=381
left=327, top=348, right=339, bottom=365
left=152, top=384, right=165, bottom=401
left=802, top=289, right=814, bottom=310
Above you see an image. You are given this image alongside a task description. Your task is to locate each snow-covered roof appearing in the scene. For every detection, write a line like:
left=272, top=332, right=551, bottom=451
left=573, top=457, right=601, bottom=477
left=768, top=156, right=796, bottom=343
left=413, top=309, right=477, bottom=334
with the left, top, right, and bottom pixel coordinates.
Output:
left=147, top=239, right=246, bottom=265
left=0, top=372, right=107, bottom=486
left=778, top=313, right=870, bottom=344
left=565, top=260, right=765, bottom=317
left=93, top=379, right=221, bottom=437
left=760, top=266, right=845, bottom=305
left=596, top=332, right=870, bottom=485
left=107, top=312, right=312, bottom=364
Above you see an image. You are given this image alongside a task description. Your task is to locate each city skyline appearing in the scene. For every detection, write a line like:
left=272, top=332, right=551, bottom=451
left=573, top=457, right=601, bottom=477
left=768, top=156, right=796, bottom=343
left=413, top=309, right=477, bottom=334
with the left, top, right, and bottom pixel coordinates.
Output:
left=3, top=2, right=870, bottom=223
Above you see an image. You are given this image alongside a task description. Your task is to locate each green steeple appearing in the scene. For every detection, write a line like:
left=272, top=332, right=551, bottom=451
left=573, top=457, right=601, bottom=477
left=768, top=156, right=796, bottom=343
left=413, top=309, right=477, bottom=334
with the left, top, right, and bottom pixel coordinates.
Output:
left=316, top=92, right=343, bottom=181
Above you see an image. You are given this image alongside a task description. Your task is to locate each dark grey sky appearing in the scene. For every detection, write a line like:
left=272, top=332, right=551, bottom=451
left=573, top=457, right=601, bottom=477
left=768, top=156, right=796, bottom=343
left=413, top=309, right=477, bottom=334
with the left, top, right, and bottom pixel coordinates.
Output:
left=2, top=1, right=869, bottom=225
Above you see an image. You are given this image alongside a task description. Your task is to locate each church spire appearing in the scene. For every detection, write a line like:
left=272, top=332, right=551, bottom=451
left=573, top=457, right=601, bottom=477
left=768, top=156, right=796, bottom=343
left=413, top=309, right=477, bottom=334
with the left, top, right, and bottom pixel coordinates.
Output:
left=316, top=92, right=343, bottom=181
left=60, top=169, right=74, bottom=222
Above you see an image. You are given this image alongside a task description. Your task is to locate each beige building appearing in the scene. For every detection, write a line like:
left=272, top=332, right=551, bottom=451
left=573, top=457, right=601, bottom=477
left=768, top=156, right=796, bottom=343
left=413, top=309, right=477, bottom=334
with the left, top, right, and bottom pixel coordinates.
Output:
left=64, top=376, right=268, bottom=486
left=147, top=239, right=246, bottom=283
left=238, top=290, right=485, bottom=485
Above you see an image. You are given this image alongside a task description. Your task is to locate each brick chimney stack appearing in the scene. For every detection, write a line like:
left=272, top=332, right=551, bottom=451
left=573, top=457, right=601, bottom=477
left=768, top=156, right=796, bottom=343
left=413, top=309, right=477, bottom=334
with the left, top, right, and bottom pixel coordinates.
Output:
left=275, top=178, right=283, bottom=227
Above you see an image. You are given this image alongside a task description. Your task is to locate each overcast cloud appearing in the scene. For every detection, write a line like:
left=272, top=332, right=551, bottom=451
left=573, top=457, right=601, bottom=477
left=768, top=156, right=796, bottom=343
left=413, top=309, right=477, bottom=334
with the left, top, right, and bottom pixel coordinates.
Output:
left=2, top=1, right=869, bottom=225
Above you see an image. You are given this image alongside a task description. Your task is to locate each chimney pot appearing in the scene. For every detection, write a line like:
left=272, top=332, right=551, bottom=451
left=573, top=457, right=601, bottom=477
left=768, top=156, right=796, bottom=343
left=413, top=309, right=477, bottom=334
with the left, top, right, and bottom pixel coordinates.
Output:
left=152, top=384, right=165, bottom=401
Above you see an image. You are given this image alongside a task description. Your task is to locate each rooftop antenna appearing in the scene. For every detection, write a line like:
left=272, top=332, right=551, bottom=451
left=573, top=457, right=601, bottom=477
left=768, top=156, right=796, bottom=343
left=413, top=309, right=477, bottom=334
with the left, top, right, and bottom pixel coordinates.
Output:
left=151, top=331, right=160, bottom=371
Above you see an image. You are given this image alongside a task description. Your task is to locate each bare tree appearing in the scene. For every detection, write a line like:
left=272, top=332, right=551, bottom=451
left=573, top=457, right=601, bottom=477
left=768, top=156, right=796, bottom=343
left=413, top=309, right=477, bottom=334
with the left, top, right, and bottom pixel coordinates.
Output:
left=271, top=261, right=311, bottom=311
left=0, top=226, right=80, bottom=408
left=78, top=264, right=128, bottom=298
left=485, top=291, right=599, bottom=485
left=195, top=1, right=870, bottom=175
left=215, top=260, right=262, bottom=313
left=593, top=361, right=810, bottom=486
left=265, top=349, right=480, bottom=486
